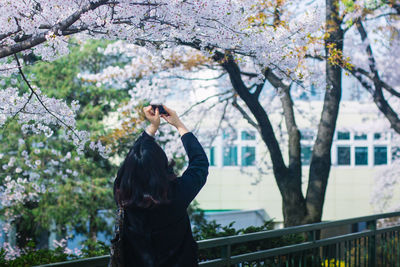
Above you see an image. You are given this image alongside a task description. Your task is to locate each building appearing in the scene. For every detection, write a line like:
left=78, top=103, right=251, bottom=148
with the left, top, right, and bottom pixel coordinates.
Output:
left=194, top=100, right=400, bottom=226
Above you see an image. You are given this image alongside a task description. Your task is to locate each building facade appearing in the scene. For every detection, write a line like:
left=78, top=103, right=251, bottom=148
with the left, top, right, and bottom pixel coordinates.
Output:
left=194, top=101, right=400, bottom=224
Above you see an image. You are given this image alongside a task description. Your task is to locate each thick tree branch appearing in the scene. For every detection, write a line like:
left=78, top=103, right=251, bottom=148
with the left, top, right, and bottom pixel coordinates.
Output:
left=253, top=83, right=264, bottom=99
left=0, top=0, right=110, bottom=59
left=240, top=71, right=258, bottom=78
left=263, top=67, right=302, bottom=178
left=279, top=86, right=302, bottom=179
left=214, top=51, right=289, bottom=189
left=0, top=28, right=21, bottom=42
left=355, top=19, right=400, bottom=134
left=351, top=66, right=400, bottom=98
left=347, top=67, right=375, bottom=95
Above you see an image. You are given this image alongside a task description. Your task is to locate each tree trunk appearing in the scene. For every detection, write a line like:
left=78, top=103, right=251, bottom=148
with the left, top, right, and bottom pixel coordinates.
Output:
left=264, top=69, right=307, bottom=226
left=305, top=0, right=343, bottom=223
left=217, top=53, right=307, bottom=226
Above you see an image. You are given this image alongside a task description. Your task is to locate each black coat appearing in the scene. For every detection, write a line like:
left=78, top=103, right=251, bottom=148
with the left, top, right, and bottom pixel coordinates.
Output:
left=114, top=131, right=209, bottom=267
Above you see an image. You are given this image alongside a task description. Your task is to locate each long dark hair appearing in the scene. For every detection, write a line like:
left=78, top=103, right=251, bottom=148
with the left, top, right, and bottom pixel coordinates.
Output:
left=114, top=136, right=176, bottom=209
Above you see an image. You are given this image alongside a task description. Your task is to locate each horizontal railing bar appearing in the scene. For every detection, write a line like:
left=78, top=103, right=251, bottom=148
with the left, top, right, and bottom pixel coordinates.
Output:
left=375, top=225, right=400, bottom=234
left=34, top=255, right=109, bottom=267
left=198, top=211, right=400, bottom=248
left=229, top=230, right=376, bottom=264
left=199, top=258, right=227, bottom=266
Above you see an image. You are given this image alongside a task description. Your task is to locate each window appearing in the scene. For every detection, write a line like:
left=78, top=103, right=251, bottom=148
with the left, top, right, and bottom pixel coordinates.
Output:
left=374, top=133, right=381, bottom=140
left=337, top=132, right=350, bottom=140
left=337, top=146, right=351, bottom=165
left=241, top=130, right=256, bottom=140
left=223, top=129, right=237, bottom=140
left=241, top=146, right=255, bottom=166
left=374, top=146, right=387, bottom=165
left=392, top=147, right=400, bottom=161
left=355, top=147, right=368, bottom=165
left=206, top=147, right=215, bottom=166
left=354, top=133, right=367, bottom=140
left=301, top=146, right=312, bottom=165
left=223, top=146, right=237, bottom=166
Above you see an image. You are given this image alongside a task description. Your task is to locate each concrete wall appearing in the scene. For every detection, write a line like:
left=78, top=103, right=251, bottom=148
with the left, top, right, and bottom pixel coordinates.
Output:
left=195, top=166, right=386, bottom=223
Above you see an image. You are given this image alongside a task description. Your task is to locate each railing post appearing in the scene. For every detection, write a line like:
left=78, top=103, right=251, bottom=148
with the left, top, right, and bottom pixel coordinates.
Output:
left=307, top=230, right=317, bottom=267
left=367, top=220, right=377, bottom=267
left=221, top=244, right=231, bottom=267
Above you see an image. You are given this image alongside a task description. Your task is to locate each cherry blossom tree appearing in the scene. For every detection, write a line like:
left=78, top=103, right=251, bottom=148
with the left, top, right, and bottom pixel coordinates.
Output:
left=0, top=0, right=319, bottom=144
left=0, top=40, right=135, bottom=256
left=0, top=0, right=322, bottom=227
left=307, top=0, right=400, bottom=225
left=74, top=0, right=341, bottom=227
left=79, top=0, right=399, bottom=227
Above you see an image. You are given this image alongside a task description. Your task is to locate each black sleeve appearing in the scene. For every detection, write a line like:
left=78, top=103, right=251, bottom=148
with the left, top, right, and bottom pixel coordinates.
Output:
left=176, top=132, right=209, bottom=208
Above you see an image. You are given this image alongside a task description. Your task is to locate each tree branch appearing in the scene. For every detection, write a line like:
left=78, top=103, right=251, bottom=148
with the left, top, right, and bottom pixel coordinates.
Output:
left=215, top=51, right=288, bottom=178
left=13, top=54, right=81, bottom=140
left=164, top=72, right=226, bottom=81
left=355, top=19, right=400, bottom=134
left=231, top=97, right=259, bottom=130
left=253, top=83, right=264, bottom=99
left=263, top=67, right=302, bottom=178
left=351, top=65, right=400, bottom=98
left=180, top=90, right=233, bottom=117
left=0, top=0, right=110, bottom=59
left=240, top=71, right=258, bottom=78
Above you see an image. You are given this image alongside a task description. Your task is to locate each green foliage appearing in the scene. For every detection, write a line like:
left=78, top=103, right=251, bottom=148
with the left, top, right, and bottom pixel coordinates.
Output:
left=0, top=39, right=135, bottom=249
left=197, top=219, right=304, bottom=261
left=80, top=240, right=110, bottom=258
left=187, top=204, right=304, bottom=261
left=0, top=239, right=109, bottom=266
left=0, top=241, right=76, bottom=267
left=342, top=0, right=355, bottom=12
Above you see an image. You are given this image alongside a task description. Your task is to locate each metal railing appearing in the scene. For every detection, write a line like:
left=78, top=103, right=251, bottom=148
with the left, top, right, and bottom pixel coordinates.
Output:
left=35, top=212, right=400, bottom=267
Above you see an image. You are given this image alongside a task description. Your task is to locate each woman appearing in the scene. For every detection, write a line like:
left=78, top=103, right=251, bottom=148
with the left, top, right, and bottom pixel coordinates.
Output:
left=113, top=105, right=209, bottom=266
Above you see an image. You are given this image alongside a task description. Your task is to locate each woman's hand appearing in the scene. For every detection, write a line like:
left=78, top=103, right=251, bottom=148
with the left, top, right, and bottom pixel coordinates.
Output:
left=161, top=105, right=189, bottom=136
left=143, top=106, right=160, bottom=136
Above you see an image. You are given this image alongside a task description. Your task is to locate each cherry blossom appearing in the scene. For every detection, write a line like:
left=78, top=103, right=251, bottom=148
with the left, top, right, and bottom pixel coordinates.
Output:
left=0, top=0, right=321, bottom=159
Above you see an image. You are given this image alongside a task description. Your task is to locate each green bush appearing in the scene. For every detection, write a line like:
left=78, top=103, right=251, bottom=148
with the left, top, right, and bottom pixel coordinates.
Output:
left=80, top=240, right=110, bottom=258
left=195, top=220, right=304, bottom=261
left=188, top=203, right=304, bottom=261
left=0, top=241, right=76, bottom=267
left=0, top=239, right=110, bottom=266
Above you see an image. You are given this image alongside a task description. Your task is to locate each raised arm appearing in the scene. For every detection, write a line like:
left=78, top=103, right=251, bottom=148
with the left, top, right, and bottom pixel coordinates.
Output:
left=161, top=105, right=209, bottom=207
left=179, top=132, right=209, bottom=205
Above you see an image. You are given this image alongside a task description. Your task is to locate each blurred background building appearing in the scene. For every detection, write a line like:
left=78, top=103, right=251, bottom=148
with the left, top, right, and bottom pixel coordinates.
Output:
left=195, top=100, right=399, bottom=228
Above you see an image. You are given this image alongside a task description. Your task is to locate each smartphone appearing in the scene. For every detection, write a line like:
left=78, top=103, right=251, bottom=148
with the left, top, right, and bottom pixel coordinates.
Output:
left=151, top=104, right=168, bottom=115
